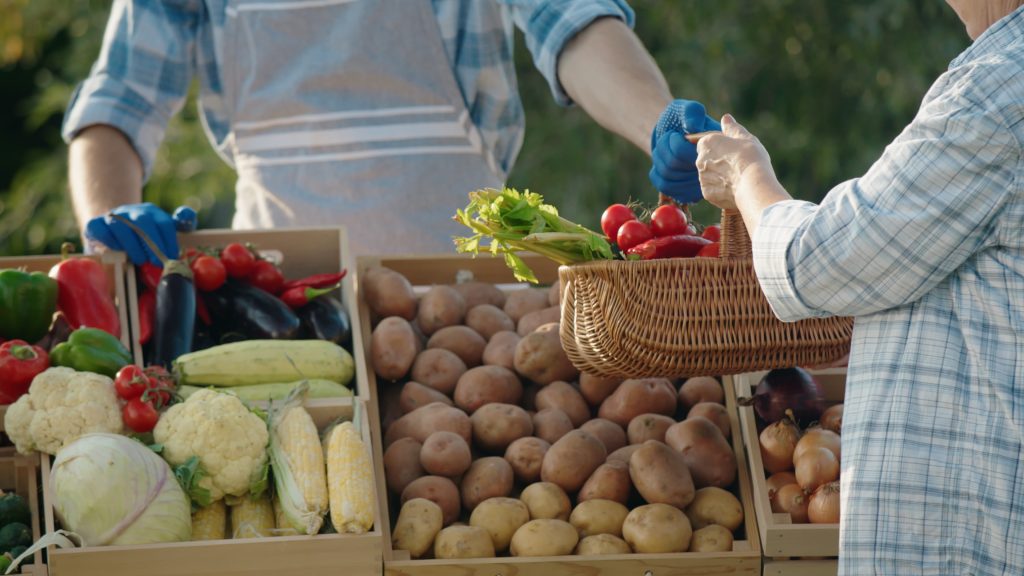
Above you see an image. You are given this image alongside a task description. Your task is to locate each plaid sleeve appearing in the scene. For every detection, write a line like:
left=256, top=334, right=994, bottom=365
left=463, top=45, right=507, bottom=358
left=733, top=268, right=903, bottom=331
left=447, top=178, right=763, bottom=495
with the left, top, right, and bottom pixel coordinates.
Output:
left=505, top=0, right=635, bottom=106
left=62, top=0, right=200, bottom=180
left=753, top=63, right=1019, bottom=321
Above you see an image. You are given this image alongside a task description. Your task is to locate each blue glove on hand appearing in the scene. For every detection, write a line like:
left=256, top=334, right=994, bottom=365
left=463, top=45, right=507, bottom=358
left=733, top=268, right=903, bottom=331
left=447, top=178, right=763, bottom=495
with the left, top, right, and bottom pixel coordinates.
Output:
left=649, top=99, right=722, bottom=204
left=85, top=203, right=197, bottom=266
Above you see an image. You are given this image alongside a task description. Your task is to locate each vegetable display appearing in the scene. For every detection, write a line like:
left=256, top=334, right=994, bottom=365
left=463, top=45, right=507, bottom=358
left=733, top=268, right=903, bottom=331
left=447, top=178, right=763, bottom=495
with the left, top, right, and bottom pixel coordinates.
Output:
left=0, top=269, right=58, bottom=344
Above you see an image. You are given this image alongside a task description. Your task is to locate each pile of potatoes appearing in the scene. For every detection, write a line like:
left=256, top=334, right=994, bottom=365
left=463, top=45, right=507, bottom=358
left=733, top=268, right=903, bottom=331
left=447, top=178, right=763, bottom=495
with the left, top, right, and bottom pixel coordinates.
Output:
left=365, top=266, right=746, bottom=560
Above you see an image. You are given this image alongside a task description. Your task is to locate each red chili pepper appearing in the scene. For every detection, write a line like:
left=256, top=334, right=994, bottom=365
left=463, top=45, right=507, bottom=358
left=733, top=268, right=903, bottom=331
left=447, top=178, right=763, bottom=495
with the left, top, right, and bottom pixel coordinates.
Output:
left=280, top=283, right=341, bottom=310
left=626, top=234, right=713, bottom=260
left=195, top=293, right=212, bottom=326
left=280, top=270, right=348, bottom=292
left=138, top=263, right=163, bottom=292
left=49, top=243, right=121, bottom=338
left=0, top=340, right=50, bottom=404
left=138, top=290, right=156, bottom=345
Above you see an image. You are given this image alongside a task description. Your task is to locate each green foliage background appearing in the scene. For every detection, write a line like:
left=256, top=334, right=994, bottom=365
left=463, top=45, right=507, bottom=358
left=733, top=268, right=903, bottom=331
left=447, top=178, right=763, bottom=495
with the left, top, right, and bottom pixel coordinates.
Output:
left=0, top=1, right=967, bottom=256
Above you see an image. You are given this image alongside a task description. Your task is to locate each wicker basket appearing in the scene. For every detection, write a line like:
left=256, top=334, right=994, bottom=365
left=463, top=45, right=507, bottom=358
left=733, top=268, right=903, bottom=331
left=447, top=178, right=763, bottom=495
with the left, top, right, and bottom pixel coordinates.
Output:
left=559, top=209, right=853, bottom=378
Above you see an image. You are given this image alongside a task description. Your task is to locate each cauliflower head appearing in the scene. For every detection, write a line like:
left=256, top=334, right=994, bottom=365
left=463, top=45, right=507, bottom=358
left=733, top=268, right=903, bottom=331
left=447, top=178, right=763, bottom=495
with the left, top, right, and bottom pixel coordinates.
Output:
left=154, top=388, right=269, bottom=501
left=4, top=367, right=124, bottom=455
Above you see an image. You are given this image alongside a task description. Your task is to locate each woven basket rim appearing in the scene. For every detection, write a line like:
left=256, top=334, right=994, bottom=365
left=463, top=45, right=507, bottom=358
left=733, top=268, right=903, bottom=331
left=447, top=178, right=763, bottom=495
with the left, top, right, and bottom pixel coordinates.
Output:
left=559, top=255, right=749, bottom=274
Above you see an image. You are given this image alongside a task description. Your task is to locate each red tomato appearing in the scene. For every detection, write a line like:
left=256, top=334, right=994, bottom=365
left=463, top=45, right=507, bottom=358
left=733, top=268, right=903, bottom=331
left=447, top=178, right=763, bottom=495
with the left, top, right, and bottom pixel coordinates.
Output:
left=114, top=365, right=148, bottom=400
left=697, top=242, right=720, bottom=257
left=248, top=260, right=285, bottom=295
left=702, top=224, right=722, bottom=243
left=143, top=365, right=175, bottom=407
left=650, top=205, right=689, bottom=237
left=616, top=220, right=653, bottom=251
left=191, top=255, right=227, bottom=292
left=601, top=204, right=637, bottom=240
left=122, top=397, right=160, bottom=433
left=220, top=243, right=256, bottom=279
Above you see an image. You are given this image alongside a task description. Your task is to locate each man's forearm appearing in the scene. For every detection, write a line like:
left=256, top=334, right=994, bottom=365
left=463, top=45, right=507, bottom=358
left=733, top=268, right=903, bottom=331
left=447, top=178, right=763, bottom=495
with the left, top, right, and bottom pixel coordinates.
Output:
left=69, top=125, right=144, bottom=230
left=557, top=18, right=672, bottom=154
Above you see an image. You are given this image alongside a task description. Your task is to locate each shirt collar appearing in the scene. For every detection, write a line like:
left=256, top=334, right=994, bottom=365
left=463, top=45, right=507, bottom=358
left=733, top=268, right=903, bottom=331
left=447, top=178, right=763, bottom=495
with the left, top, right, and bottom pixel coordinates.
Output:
left=951, top=4, right=1024, bottom=68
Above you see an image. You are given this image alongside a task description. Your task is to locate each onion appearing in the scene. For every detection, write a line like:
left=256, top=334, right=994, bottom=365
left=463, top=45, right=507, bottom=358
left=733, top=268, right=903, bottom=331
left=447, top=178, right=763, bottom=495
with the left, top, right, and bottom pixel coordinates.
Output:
left=759, top=413, right=801, bottom=474
left=771, top=483, right=808, bottom=523
left=793, top=428, right=841, bottom=463
left=820, top=404, right=843, bottom=434
left=808, top=480, right=840, bottom=524
left=765, top=471, right=798, bottom=500
left=794, top=446, right=839, bottom=492
left=741, top=367, right=825, bottom=425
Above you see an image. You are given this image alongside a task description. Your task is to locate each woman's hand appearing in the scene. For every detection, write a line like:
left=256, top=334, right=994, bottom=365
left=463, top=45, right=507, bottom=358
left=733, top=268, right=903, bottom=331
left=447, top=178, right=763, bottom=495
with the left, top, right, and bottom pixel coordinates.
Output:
left=692, top=115, right=773, bottom=210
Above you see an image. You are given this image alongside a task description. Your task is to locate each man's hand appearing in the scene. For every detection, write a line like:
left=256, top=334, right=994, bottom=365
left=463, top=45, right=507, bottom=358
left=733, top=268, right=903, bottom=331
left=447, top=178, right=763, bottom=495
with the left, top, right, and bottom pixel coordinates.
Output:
left=86, top=203, right=197, bottom=266
left=649, top=100, right=722, bottom=204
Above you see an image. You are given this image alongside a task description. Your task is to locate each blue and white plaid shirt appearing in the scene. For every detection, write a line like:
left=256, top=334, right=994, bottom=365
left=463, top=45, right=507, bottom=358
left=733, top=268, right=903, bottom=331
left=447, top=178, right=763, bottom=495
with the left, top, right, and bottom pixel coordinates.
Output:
left=754, top=7, right=1024, bottom=575
left=61, top=0, right=633, bottom=179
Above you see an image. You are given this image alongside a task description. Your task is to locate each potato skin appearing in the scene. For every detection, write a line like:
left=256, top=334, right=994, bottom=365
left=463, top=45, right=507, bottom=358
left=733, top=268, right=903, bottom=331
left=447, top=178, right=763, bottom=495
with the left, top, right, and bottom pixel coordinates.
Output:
left=460, top=457, right=514, bottom=512
left=471, top=403, right=534, bottom=452
left=411, top=349, right=468, bottom=395
left=466, top=304, right=515, bottom=341
left=579, top=418, right=627, bottom=454
left=392, top=498, right=443, bottom=559
left=503, top=289, right=550, bottom=322
left=513, top=323, right=579, bottom=385
left=384, top=437, right=425, bottom=494
left=401, top=476, right=462, bottom=526
left=469, top=497, right=530, bottom=552
left=687, top=402, right=732, bottom=439
left=569, top=499, right=629, bottom=538
left=576, top=534, right=632, bottom=555
left=690, top=524, right=734, bottom=552
left=532, top=408, right=574, bottom=444
left=434, top=525, right=496, bottom=559
left=606, top=444, right=641, bottom=467
left=453, top=365, right=523, bottom=413
left=504, top=436, right=551, bottom=484
left=417, top=285, right=466, bottom=336
left=481, top=330, right=520, bottom=370
left=364, top=267, right=417, bottom=321
left=548, top=283, right=561, bottom=306
left=577, top=460, right=631, bottom=505
left=678, top=376, right=724, bottom=410
left=541, top=430, right=608, bottom=493
left=598, top=378, right=677, bottom=427
left=420, top=431, right=472, bottom=478
left=685, top=487, right=744, bottom=531
left=665, top=417, right=737, bottom=489
left=371, top=317, right=419, bottom=381
left=399, top=381, right=453, bottom=414
left=427, top=325, right=486, bottom=367
left=452, top=281, right=507, bottom=310
left=629, top=440, right=696, bottom=509
left=627, top=413, right=675, bottom=445
left=579, top=373, right=622, bottom=407
left=622, top=504, right=693, bottom=553
left=509, top=519, right=579, bottom=557
left=534, top=381, right=590, bottom=427
left=517, top=306, right=560, bottom=337
left=520, top=482, right=571, bottom=521
left=385, top=402, right=472, bottom=447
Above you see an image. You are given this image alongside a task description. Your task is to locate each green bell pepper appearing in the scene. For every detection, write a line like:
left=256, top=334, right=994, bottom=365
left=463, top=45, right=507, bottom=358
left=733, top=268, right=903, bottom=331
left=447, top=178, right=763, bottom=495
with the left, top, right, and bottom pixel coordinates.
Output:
left=0, top=269, right=58, bottom=343
left=51, top=327, right=132, bottom=378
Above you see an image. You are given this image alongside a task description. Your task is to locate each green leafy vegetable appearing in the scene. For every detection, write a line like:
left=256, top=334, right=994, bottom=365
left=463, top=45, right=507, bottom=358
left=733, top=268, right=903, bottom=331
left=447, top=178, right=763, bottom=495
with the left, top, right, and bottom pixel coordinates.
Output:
left=174, top=456, right=213, bottom=509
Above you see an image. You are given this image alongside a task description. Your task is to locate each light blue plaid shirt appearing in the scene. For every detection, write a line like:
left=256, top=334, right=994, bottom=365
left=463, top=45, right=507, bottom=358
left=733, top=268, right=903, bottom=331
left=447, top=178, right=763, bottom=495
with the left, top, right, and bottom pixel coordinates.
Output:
left=754, top=7, right=1024, bottom=575
left=61, top=0, right=633, bottom=179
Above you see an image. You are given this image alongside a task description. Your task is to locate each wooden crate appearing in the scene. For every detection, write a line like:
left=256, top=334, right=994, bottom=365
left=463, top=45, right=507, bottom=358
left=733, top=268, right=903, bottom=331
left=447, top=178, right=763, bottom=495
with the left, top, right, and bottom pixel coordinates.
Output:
left=0, top=448, right=46, bottom=575
left=729, top=369, right=846, bottom=576
left=40, top=399, right=384, bottom=576
left=358, top=253, right=763, bottom=576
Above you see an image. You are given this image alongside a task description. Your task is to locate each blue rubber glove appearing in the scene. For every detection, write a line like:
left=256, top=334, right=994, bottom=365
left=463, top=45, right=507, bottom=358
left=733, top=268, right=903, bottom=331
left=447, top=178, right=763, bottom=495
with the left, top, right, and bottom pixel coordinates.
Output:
left=85, top=203, right=196, bottom=266
left=649, top=99, right=722, bottom=204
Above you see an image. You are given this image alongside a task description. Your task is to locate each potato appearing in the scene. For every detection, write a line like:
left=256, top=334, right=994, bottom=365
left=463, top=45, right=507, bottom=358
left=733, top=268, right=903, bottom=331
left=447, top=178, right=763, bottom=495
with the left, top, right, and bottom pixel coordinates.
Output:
left=532, top=408, right=574, bottom=444
left=385, top=402, right=471, bottom=447
left=384, top=437, right=425, bottom=494
left=606, top=444, right=641, bottom=466
left=454, top=365, right=523, bottom=413
left=514, top=323, right=579, bottom=385
left=687, top=402, right=731, bottom=439
left=629, top=440, right=696, bottom=509
left=576, top=534, right=632, bottom=555
left=399, top=381, right=453, bottom=414
left=420, top=431, right=472, bottom=478
left=363, top=267, right=417, bottom=321
left=690, top=524, right=733, bottom=552
left=541, top=430, right=607, bottom=493
left=379, top=382, right=405, bottom=434
left=570, top=499, right=629, bottom=538
left=665, top=417, right=737, bottom=489
left=371, top=317, right=419, bottom=381
left=392, top=498, right=443, bottom=559
left=678, top=376, right=724, bottom=410
left=579, top=373, right=622, bottom=407
left=465, top=304, right=515, bottom=341
left=452, top=281, right=506, bottom=309
left=471, top=403, right=533, bottom=452
left=510, top=519, right=579, bottom=557
left=482, top=330, right=520, bottom=370
left=401, top=476, right=461, bottom=526
left=598, top=378, right=676, bottom=427
left=685, top=487, right=744, bottom=531
left=622, top=504, right=692, bottom=553
left=627, top=413, right=675, bottom=444
left=548, top=283, right=561, bottom=307
left=461, top=457, right=514, bottom=511
left=504, top=436, right=550, bottom=484
left=577, top=461, right=631, bottom=505
left=579, top=419, right=627, bottom=454
left=469, top=497, right=530, bottom=552
left=534, top=381, right=590, bottom=427
left=411, top=349, right=468, bottom=395
left=427, top=325, right=486, bottom=367
left=517, top=306, right=561, bottom=337
left=503, top=288, right=550, bottom=322
left=434, top=525, right=495, bottom=559
left=520, top=482, right=571, bottom=520
left=417, top=285, right=466, bottom=336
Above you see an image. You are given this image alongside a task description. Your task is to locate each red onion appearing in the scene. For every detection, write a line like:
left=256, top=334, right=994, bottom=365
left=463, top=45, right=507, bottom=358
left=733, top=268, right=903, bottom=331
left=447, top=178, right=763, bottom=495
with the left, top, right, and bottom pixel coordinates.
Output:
left=741, top=368, right=825, bottom=425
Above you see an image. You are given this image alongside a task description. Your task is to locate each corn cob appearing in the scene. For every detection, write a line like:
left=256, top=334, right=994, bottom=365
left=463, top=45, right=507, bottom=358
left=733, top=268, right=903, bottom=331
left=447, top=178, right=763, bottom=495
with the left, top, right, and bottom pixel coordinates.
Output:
left=269, top=383, right=328, bottom=535
left=191, top=500, right=228, bottom=541
left=230, top=493, right=276, bottom=539
left=273, top=495, right=300, bottom=537
left=323, top=404, right=376, bottom=534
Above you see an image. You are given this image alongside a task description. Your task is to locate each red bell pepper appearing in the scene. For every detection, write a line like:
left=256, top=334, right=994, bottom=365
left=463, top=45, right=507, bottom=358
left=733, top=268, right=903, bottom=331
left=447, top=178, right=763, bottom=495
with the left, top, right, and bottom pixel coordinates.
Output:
left=0, top=340, right=49, bottom=404
left=138, top=290, right=156, bottom=345
left=280, top=283, right=341, bottom=310
left=49, top=243, right=121, bottom=338
left=626, top=234, right=713, bottom=260
left=138, top=263, right=163, bottom=292
left=280, top=270, right=347, bottom=292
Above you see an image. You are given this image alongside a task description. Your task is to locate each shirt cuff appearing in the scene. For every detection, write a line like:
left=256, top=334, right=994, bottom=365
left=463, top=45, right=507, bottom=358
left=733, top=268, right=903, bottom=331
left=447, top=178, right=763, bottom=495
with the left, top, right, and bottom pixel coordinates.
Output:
left=751, top=200, right=827, bottom=322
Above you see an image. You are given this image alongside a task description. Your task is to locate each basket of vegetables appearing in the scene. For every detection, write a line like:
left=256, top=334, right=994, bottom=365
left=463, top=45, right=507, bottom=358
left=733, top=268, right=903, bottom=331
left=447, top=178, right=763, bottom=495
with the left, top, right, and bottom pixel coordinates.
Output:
left=455, top=187, right=852, bottom=378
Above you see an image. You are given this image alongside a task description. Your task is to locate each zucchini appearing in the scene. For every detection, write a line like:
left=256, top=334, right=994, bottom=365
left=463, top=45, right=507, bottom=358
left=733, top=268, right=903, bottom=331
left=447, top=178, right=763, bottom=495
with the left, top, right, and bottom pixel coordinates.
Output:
left=180, top=380, right=352, bottom=402
left=174, top=340, right=354, bottom=387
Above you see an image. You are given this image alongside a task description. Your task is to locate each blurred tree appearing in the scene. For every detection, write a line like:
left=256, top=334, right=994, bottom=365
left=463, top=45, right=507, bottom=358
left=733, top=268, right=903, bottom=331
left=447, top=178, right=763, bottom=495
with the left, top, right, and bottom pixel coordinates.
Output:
left=0, top=0, right=966, bottom=256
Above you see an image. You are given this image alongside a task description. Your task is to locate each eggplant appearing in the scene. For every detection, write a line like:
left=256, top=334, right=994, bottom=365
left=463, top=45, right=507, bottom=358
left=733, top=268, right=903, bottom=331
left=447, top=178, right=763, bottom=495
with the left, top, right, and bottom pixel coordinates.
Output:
left=151, top=263, right=196, bottom=368
left=206, top=280, right=301, bottom=340
left=298, top=295, right=352, bottom=348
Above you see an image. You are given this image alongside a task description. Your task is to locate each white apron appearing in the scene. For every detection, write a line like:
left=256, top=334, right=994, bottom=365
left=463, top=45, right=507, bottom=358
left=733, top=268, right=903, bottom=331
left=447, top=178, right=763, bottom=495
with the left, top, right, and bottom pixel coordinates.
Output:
left=222, top=0, right=503, bottom=255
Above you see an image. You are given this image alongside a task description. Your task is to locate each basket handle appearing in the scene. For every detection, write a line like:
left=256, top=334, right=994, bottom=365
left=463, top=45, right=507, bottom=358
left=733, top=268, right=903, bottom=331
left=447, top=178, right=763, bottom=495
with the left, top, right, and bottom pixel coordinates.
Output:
left=657, top=195, right=750, bottom=259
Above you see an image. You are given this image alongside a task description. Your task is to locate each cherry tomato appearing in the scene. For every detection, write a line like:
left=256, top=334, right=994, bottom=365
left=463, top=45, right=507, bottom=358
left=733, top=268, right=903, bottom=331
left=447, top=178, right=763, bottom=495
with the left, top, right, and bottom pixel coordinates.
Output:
left=220, top=243, right=256, bottom=279
left=601, top=204, right=637, bottom=240
left=191, top=255, right=227, bottom=292
left=114, top=365, right=148, bottom=401
left=702, top=224, right=721, bottom=243
left=650, top=205, right=689, bottom=237
left=696, top=242, right=720, bottom=257
left=248, top=260, right=285, bottom=295
left=616, top=220, right=654, bottom=251
left=123, top=397, right=160, bottom=433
